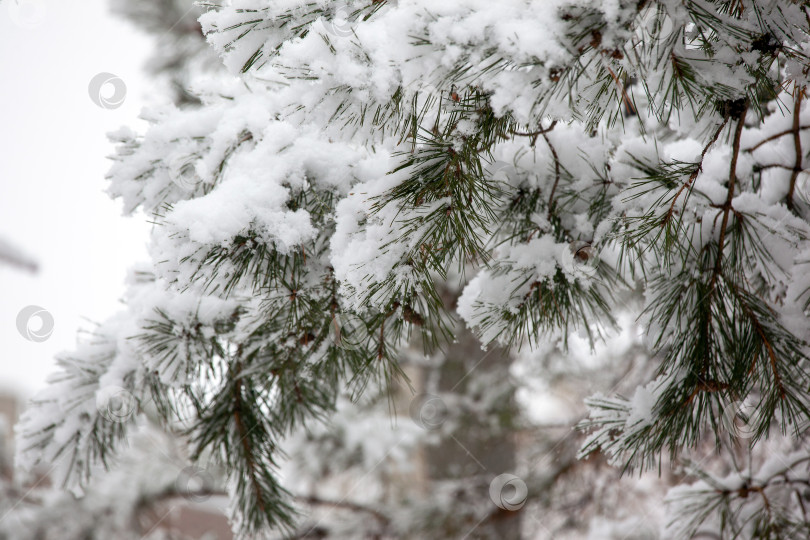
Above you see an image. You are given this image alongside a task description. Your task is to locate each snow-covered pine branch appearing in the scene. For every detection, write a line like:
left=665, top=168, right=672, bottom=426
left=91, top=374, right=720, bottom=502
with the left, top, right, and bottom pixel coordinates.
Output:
left=14, top=1, right=810, bottom=538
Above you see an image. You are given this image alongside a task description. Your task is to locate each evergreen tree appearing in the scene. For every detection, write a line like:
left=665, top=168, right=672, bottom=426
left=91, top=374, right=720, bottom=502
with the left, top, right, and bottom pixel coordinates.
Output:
left=109, top=0, right=220, bottom=106
left=12, top=1, right=810, bottom=538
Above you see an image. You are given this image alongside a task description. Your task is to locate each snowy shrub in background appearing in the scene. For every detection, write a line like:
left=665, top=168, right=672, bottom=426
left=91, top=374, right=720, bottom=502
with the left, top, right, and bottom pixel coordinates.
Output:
left=9, top=0, right=810, bottom=539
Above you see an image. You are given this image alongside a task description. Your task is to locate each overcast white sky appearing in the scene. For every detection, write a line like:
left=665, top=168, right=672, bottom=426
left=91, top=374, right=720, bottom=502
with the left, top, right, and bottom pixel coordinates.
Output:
left=0, top=0, right=159, bottom=397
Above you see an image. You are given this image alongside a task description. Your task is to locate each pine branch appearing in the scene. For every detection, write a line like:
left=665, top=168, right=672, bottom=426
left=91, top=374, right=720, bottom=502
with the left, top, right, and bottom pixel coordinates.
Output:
left=662, top=118, right=730, bottom=227
left=788, top=87, right=805, bottom=211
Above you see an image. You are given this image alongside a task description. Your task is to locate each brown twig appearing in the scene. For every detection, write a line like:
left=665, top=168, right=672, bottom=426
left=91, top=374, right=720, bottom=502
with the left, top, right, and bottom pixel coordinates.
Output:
left=663, top=119, right=729, bottom=226
left=698, top=108, right=746, bottom=381
left=730, top=280, right=787, bottom=399
left=713, top=108, right=748, bottom=279
left=744, top=125, right=810, bottom=153
left=510, top=120, right=557, bottom=146
left=231, top=359, right=269, bottom=515
left=788, top=87, right=805, bottom=210
left=296, top=495, right=390, bottom=524
left=542, top=130, right=562, bottom=221
left=605, top=65, right=636, bottom=116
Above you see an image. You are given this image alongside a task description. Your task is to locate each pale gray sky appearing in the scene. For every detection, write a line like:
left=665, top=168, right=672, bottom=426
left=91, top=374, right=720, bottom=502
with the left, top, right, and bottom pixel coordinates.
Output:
left=0, top=0, right=158, bottom=396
